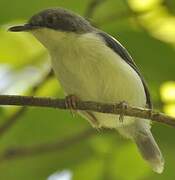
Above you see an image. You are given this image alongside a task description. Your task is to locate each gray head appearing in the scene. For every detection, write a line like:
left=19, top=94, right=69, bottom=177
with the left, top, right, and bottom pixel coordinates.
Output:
left=9, top=8, right=94, bottom=33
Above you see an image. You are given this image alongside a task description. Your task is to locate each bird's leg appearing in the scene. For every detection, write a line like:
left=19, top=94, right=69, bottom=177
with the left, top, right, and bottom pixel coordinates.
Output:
left=148, top=108, right=153, bottom=120
left=85, top=111, right=101, bottom=130
left=65, top=95, right=101, bottom=130
left=65, top=94, right=80, bottom=117
left=118, top=101, right=128, bottom=123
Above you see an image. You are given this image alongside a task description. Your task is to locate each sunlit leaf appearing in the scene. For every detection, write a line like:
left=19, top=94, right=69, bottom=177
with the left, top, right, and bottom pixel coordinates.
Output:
left=128, top=0, right=162, bottom=12
left=160, top=81, right=175, bottom=102
left=163, top=104, right=175, bottom=117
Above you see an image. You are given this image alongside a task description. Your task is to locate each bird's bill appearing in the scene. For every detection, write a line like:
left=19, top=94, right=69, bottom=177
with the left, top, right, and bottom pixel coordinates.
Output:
left=8, top=24, right=38, bottom=32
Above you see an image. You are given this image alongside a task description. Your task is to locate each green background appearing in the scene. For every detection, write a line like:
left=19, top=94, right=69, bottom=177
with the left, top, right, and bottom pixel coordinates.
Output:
left=0, top=0, right=175, bottom=179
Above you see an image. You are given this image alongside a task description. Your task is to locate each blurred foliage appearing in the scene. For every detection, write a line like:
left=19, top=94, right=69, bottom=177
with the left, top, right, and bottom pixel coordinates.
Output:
left=0, top=0, right=175, bottom=179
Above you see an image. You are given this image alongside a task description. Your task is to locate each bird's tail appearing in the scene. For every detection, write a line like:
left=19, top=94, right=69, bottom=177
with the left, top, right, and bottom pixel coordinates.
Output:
left=117, top=123, right=164, bottom=173
left=134, top=129, right=164, bottom=173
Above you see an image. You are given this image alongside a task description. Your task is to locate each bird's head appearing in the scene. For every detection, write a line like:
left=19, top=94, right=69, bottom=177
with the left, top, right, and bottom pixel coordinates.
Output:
left=9, top=8, right=94, bottom=48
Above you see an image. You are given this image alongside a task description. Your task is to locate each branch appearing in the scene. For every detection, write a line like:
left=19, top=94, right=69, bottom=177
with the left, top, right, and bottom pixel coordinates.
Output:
left=0, top=70, right=53, bottom=137
left=0, top=95, right=175, bottom=127
left=94, top=1, right=149, bottom=31
left=85, top=0, right=106, bottom=19
left=0, top=129, right=96, bottom=162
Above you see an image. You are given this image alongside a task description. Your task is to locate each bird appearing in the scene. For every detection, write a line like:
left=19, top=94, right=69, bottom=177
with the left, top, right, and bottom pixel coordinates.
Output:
left=9, top=7, right=164, bottom=173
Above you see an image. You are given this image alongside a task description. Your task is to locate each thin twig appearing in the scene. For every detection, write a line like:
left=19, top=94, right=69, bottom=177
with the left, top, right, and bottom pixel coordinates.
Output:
left=0, top=95, right=175, bottom=127
left=94, top=1, right=150, bottom=29
left=0, top=128, right=96, bottom=162
left=0, top=70, right=53, bottom=137
left=85, top=0, right=106, bottom=19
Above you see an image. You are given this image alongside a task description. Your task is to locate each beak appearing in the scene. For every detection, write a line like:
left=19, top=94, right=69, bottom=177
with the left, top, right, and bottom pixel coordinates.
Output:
left=8, top=24, right=38, bottom=32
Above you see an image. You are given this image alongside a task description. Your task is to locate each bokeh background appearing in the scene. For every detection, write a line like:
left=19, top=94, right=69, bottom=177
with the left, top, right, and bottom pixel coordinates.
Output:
left=0, top=0, right=175, bottom=179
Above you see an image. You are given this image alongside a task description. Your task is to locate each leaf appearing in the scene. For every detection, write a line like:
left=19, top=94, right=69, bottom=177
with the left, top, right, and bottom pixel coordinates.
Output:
left=0, top=29, right=46, bottom=67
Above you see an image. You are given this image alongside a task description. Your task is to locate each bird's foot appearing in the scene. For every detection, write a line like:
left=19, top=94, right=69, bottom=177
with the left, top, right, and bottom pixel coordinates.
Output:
left=65, top=95, right=80, bottom=117
left=148, top=109, right=153, bottom=119
left=118, top=101, right=128, bottom=123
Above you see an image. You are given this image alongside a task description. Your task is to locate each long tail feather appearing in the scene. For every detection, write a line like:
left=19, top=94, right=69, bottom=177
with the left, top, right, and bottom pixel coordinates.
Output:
left=134, top=130, right=164, bottom=173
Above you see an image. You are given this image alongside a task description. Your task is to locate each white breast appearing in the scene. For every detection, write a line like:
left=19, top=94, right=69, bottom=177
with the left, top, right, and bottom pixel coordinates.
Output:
left=33, top=29, right=147, bottom=128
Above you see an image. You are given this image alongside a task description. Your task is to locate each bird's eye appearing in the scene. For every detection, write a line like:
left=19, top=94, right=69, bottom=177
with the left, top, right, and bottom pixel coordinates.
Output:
left=47, top=16, right=54, bottom=25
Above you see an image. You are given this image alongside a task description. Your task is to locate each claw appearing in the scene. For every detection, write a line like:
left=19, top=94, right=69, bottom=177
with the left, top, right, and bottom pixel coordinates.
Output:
left=148, top=109, right=153, bottom=122
left=118, top=101, right=128, bottom=123
left=65, top=95, right=79, bottom=117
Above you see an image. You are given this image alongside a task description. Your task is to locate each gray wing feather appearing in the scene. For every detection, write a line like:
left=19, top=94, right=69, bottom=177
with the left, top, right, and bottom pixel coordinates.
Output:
left=97, top=32, right=152, bottom=108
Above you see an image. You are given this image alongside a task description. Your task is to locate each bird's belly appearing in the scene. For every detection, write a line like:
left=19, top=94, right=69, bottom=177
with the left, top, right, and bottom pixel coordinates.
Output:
left=51, top=46, right=146, bottom=128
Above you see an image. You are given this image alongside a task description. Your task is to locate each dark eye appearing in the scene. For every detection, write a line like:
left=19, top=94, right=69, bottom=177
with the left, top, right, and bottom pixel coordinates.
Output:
left=47, top=16, right=54, bottom=25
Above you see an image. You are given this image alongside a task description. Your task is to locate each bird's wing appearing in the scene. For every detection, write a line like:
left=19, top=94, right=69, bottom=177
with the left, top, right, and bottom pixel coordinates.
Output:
left=97, top=32, right=152, bottom=109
